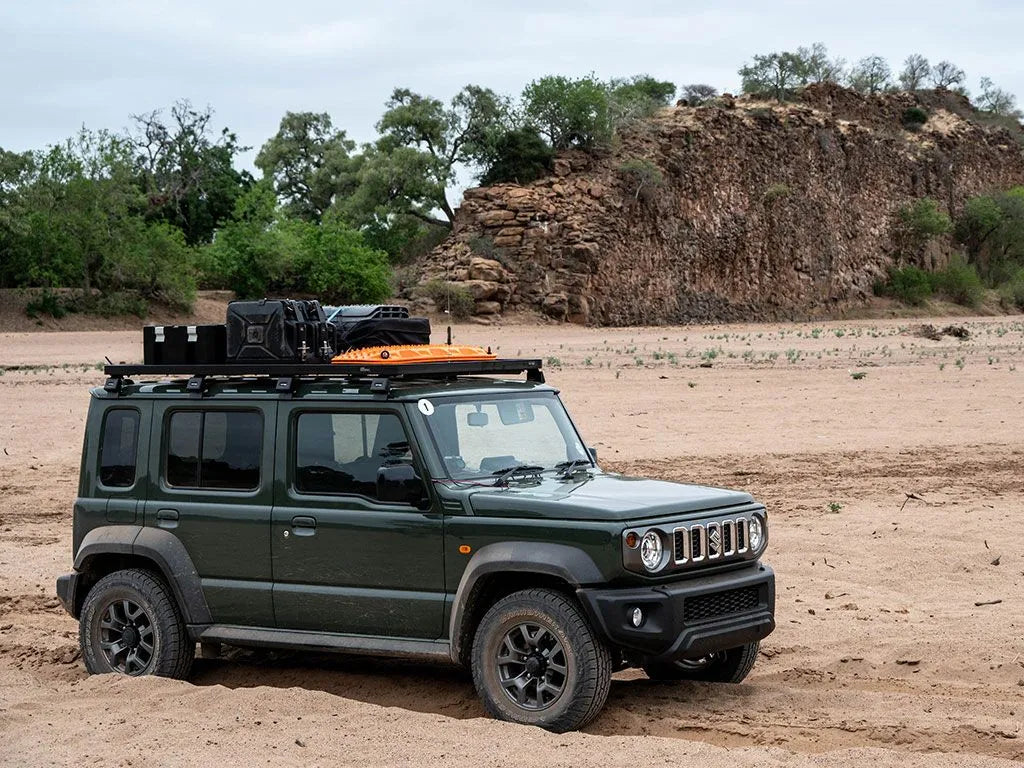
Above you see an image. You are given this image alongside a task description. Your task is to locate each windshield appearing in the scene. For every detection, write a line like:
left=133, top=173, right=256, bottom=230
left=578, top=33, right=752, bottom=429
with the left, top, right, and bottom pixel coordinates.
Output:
left=420, top=393, right=590, bottom=480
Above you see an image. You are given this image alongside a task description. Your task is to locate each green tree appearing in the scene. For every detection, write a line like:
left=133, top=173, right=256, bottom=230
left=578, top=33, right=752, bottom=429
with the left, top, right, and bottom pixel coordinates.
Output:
left=203, top=181, right=392, bottom=302
left=130, top=100, right=251, bottom=245
left=739, top=51, right=807, bottom=102
left=522, top=75, right=611, bottom=149
left=848, top=56, right=892, bottom=94
left=479, top=127, right=554, bottom=186
left=955, top=188, right=1024, bottom=283
left=899, top=54, right=931, bottom=91
left=256, top=111, right=359, bottom=221
left=895, top=197, right=951, bottom=256
left=371, top=85, right=508, bottom=225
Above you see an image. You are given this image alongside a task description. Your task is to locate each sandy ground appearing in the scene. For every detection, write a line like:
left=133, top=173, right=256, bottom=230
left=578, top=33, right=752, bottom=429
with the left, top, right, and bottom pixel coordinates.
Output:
left=0, top=315, right=1022, bottom=767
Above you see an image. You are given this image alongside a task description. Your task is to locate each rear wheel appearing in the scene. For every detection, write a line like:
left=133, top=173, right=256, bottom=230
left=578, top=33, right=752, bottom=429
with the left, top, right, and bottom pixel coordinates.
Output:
left=471, top=588, right=611, bottom=732
left=643, top=641, right=760, bottom=683
left=80, top=569, right=194, bottom=679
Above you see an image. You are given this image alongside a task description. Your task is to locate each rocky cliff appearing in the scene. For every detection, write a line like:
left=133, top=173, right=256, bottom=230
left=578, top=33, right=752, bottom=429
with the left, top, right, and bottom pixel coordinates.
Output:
left=417, top=84, right=1024, bottom=324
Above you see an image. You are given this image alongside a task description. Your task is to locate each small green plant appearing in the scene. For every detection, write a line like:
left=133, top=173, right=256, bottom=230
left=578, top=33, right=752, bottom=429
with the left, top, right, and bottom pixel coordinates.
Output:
left=687, top=381, right=696, bottom=388
left=583, top=357, right=593, bottom=366
left=955, top=357, right=965, bottom=369
left=617, top=158, right=664, bottom=203
left=546, top=356, right=562, bottom=368
left=701, top=348, right=719, bottom=361
left=417, top=280, right=475, bottom=319
left=827, top=501, right=843, bottom=514
left=850, top=371, right=867, bottom=380
left=763, top=182, right=792, bottom=203
left=901, top=106, right=928, bottom=131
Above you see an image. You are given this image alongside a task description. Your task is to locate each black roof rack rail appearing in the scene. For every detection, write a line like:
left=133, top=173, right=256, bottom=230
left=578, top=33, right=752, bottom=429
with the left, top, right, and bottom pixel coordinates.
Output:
left=103, top=358, right=545, bottom=384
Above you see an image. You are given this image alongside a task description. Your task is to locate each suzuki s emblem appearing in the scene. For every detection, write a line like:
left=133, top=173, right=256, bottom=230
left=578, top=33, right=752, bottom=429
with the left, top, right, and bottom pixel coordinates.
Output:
left=709, top=527, right=721, bottom=553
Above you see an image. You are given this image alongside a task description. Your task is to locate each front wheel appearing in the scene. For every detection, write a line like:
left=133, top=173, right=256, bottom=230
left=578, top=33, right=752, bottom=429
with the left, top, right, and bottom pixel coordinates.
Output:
left=643, top=641, right=760, bottom=683
left=471, top=588, right=611, bottom=732
left=79, top=568, right=194, bottom=679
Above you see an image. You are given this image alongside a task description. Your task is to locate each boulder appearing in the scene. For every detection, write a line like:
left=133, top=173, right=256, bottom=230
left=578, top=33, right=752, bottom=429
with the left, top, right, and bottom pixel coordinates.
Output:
left=467, top=257, right=506, bottom=283
left=474, top=300, right=502, bottom=315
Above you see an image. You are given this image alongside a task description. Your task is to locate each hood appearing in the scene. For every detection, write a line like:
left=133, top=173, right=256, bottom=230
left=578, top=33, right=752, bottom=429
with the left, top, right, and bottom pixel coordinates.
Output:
left=465, top=472, right=754, bottom=522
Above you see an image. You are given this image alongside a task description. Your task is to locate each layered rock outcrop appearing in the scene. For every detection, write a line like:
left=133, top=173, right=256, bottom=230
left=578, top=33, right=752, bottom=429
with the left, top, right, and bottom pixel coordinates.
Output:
left=418, top=84, right=1024, bottom=324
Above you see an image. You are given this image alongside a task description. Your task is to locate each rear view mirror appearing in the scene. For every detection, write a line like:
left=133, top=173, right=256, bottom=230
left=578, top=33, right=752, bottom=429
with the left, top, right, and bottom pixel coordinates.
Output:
left=497, top=401, right=535, bottom=425
left=588, top=446, right=598, bottom=462
left=377, top=464, right=427, bottom=507
left=467, top=411, right=489, bottom=427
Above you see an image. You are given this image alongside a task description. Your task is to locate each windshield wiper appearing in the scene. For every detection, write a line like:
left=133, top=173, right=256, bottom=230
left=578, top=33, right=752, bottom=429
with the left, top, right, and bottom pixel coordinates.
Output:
left=554, top=459, right=592, bottom=477
left=492, top=465, right=545, bottom=485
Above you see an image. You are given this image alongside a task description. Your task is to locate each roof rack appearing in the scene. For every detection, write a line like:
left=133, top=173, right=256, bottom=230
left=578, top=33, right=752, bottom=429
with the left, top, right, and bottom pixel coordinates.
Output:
left=102, top=358, right=545, bottom=394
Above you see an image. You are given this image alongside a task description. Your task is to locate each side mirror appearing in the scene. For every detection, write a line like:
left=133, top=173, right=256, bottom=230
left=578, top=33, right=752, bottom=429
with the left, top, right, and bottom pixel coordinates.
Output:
left=377, top=463, right=427, bottom=507
left=588, top=446, right=599, bottom=462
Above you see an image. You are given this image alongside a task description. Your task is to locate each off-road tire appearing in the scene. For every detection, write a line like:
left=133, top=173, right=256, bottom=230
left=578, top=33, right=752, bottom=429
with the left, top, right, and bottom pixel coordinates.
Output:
left=471, top=588, right=611, bottom=732
left=643, top=640, right=760, bottom=683
left=80, top=568, right=194, bottom=679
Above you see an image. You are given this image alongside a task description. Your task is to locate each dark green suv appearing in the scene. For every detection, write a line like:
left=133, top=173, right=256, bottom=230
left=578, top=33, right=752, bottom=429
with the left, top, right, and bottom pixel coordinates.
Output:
left=57, top=359, right=774, bottom=732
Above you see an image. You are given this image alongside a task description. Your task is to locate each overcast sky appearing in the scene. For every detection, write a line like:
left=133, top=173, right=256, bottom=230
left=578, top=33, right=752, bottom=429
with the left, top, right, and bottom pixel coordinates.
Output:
left=3, top=0, right=1022, bottom=172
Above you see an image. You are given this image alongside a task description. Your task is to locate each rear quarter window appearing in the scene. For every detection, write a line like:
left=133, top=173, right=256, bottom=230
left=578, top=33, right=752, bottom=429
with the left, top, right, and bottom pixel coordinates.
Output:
left=99, top=408, right=140, bottom=488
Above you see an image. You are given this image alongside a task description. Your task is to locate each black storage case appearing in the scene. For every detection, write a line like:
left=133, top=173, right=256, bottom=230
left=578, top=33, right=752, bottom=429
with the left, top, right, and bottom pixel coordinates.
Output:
left=226, top=299, right=335, bottom=363
left=338, top=317, right=431, bottom=350
left=143, top=325, right=226, bottom=365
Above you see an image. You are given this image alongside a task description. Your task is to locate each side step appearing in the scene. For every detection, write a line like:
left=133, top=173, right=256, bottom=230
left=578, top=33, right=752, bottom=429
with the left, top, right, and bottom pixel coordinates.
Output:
left=198, top=625, right=453, bottom=663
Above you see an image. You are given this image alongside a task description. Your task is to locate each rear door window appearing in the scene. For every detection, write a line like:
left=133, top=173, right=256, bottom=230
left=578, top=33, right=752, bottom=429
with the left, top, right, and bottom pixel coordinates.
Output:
left=99, top=409, right=141, bottom=488
left=166, top=410, right=263, bottom=490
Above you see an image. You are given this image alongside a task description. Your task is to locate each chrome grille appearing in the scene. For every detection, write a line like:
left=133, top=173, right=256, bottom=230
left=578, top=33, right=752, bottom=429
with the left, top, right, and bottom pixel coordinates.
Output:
left=673, top=518, right=751, bottom=566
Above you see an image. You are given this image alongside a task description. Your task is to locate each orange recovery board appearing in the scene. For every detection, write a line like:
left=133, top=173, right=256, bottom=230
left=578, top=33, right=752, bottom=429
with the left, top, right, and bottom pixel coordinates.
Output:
left=331, top=344, right=496, bottom=365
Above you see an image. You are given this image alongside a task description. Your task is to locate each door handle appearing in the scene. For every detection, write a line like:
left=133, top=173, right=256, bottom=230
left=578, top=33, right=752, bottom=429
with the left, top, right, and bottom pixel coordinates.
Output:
left=156, top=508, right=179, bottom=529
left=290, top=515, right=317, bottom=537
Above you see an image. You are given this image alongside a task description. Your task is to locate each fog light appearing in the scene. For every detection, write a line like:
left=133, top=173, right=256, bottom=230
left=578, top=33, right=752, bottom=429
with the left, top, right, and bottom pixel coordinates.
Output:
left=630, top=607, right=643, bottom=627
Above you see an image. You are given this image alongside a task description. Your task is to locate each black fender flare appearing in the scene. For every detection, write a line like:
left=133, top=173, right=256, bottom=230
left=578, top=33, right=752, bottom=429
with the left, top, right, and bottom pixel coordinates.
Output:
left=447, top=541, right=605, bottom=663
left=72, top=525, right=213, bottom=625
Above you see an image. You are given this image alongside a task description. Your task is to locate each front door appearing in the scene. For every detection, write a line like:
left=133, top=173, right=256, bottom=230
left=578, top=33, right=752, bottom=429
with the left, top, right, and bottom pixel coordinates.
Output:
left=271, top=404, right=445, bottom=639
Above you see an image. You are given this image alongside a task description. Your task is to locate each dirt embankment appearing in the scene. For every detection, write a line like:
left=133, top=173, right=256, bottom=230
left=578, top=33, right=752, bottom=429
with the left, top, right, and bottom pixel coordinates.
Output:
left=1, top=316, right=1022, bottom=767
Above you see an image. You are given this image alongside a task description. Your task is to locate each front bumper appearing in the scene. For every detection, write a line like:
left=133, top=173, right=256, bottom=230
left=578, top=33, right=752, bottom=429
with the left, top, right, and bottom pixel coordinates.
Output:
left=56, top=572, right=80, bottom=617
left=577, top=562, right=775, bottom=662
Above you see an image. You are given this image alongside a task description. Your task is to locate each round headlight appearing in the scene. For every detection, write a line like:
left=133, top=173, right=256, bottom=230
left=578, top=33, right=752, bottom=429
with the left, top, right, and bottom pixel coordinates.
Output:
left=749, top=515, right=764, bottom=551
left=640, top=530, right=664, bottom=571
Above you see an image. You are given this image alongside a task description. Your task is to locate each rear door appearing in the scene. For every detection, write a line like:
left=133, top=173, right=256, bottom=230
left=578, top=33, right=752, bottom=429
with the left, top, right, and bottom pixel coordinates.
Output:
left=271, top=403, right=445, bottom=638
left=144, top=401, right=276, bottom=627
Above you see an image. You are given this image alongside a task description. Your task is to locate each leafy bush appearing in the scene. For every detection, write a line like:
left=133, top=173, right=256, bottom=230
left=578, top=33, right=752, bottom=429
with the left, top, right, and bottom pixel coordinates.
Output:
left=617, top=158, right=664, bottom=203
left=895, top=197, right=951, bottom=256
left=416, top=280, right=475, bottom=318
left=763, top=182, right=792, bottom=202
left=479, top=127, right=553, bottom=186
left=901, top=106, right=929, bottom=130
left=201, top=182, right=391, bottom=302
left=25, top=290, right=71, bottom=319
left=880, top=265, right=933, bottom=305
left=931, top=255, right=985, bottom=307
left=998, top=269, right=1024, bottom=310
left=608, top=75, right=676, bottom=129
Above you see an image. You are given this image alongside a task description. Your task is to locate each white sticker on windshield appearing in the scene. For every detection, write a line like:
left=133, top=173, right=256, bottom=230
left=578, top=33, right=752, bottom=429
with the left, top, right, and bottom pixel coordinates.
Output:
left=417, top=398, right=435, bottom=416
